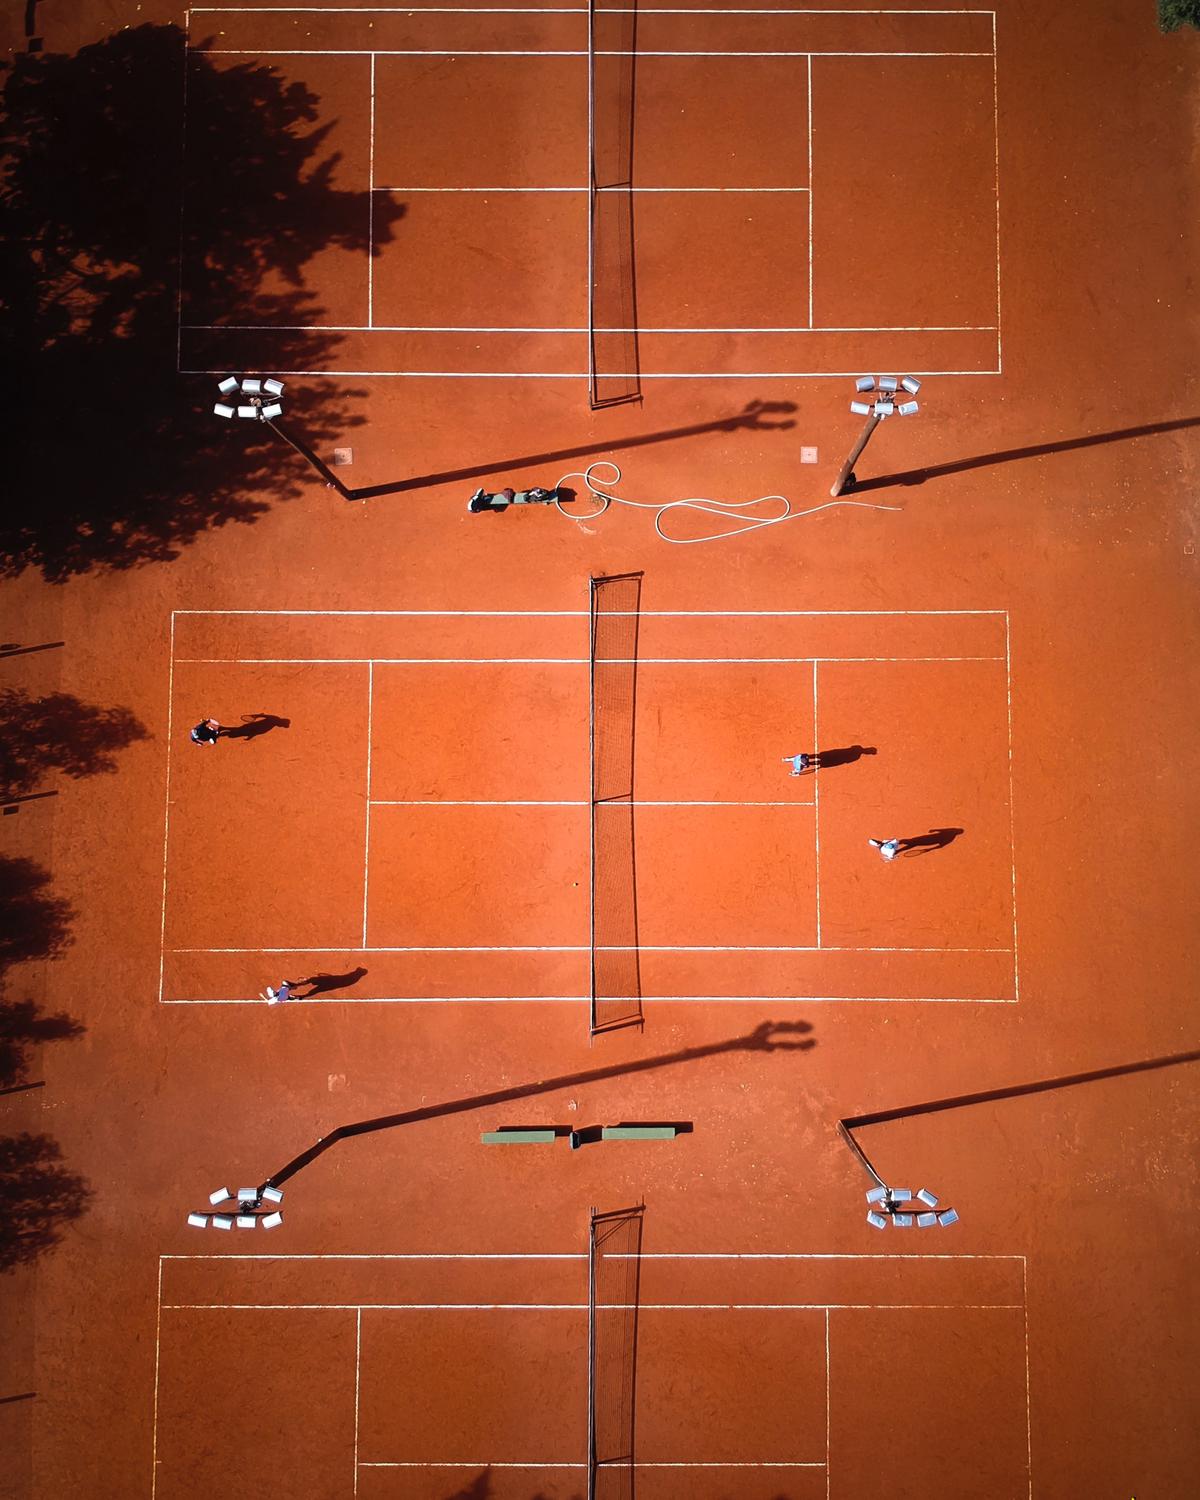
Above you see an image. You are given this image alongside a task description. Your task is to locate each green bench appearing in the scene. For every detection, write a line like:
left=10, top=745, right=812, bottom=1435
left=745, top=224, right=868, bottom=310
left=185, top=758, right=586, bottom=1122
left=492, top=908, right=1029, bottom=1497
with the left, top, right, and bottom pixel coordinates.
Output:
left=600, top=1125, right=679, bottom=1141
left=481, top=1128, right=557, bottom=1145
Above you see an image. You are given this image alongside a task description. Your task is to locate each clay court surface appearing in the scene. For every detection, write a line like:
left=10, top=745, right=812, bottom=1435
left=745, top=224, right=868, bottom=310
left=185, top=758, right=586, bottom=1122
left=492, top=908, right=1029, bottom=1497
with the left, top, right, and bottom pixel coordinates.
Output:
left=1, top=3, right=1198, bottom=1499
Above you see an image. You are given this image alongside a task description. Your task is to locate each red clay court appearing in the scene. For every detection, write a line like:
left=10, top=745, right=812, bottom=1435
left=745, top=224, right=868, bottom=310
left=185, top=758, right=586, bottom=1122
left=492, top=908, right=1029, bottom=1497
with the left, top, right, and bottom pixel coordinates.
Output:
left=1, top=4, right=1197, bottom=1500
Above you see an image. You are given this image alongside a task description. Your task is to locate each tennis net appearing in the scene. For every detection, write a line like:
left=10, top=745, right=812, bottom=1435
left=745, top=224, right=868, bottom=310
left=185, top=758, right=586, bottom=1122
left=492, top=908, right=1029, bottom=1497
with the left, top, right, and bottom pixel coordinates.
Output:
left=588, top=1205, right=644, bottom=1500
left=589, top=573, right=643, bottom=1034
left=588, top=0, right=641, bottom=407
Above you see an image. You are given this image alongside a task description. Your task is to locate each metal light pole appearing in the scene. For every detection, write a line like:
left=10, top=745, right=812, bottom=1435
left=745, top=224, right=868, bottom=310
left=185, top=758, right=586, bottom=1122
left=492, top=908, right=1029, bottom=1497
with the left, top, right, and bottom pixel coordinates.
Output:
left=212, top=375, right=353, bottom=500
left=830, top=374, right=921, bottom=497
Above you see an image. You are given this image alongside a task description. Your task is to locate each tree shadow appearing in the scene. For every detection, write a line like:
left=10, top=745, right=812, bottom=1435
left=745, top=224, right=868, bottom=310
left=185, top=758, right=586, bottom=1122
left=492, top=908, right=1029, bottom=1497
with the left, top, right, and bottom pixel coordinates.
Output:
left=0, top=1134, right=92, bottom=1272
left=0, top=689, right=150, bottom=798
left=221, top=713, right=291, bottom=742
left=0, top=1000, right=84, bottom=1090
left=0, top=857, right=74, bottom=970
left=0, top=858, right=90, bottom=1255
left=0, top=23, right=404, bottom=581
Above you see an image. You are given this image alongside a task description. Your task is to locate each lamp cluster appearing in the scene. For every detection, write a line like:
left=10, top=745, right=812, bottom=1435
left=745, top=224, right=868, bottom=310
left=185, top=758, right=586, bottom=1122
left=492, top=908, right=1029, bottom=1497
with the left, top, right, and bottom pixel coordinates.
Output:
left=849, top=374, right=921, bottom=419
left=213, top=375, right=285, bottom=421
left=188, top=1184, right=285, bottom=1230
left=864, top=1184, right=958, bottom=1230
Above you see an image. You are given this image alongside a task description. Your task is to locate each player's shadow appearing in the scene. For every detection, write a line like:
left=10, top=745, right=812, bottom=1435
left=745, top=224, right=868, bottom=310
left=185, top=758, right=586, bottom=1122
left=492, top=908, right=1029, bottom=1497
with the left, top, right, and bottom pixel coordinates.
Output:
left=897, top=827, right=963, bottom=856
left=221, top=713, right=291, bottom=742
left=290, top=967, right=368, bottom=998
left=814, top=744, right=877, bottom=770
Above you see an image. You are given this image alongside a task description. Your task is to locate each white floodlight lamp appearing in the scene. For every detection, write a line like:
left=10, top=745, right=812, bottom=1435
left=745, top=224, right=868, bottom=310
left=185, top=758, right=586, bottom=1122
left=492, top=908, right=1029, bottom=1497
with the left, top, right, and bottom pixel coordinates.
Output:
left=263, top=378, right=285, bottom=397
left=873, top=400, right=895, bottom=417
left=261, top=402, right=283, bottom=420
left=901, top=376, right=921, bottom=394
left=897, top=400, right=919, bottom=416
left=850, top=400, right=872, bottom=416
left=241, top=377, right=263, bottom=394
left=866, top=1211, right=889, bottom=1229
left=879, top=375, right=899, bottom=392
left=855, top=376, right=876, bottom=392
left=217, top=376, right=239, bottom=395
left=236, top=405, right=258, bottom=419
left=213, top=403, right=235, bottom=419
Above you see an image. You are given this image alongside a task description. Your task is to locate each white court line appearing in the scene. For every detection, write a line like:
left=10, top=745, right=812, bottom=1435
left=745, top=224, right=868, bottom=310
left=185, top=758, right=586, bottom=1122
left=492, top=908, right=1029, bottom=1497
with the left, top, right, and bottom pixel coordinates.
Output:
left=167, top=1292, right=1026, bottom=1313
left=173, top=11, right=192, bottom=377
left=182, top=368, right=1005, bottom=377
left=1005, top=612, right=1020, bottom=1002
left=190, top=10, right=999, bottom=16
left=368, top=799, right=816, bottom=806
left=173, top=608, right=1008, bottom=615
left=150, top=1259, right=164, bottom=1499
left=992, top=9, right=1003, bottom=373
left=807, top=52, right=814, bottom=327
left=191, top=9, right=999, bottom=16
left=1023, top=1257, right=1033, bottom=1498
left=163, top=1252, right=587, bottom=1259
left=186, top=321, right=995, bottom=330
left=372, top=186, right=812, bottom=193
left=367, top=54, right=375, bottom=329
left=353, top=1308, right=362, bottom=1497
left=362, top=662, right=373, bottom=947
left=812, top=662, right=822, bottom=947
left=201, top=49, right=995, bottom=58
left=162, top=994, right=1019, bottom=1004
left=173, top=655, right=1007, bottom=664
left=170, top=944, right=1011, bottom=953
left=157, top=615, right=177, bottom=1005
left=163, top=1252, right=1020, bottom=1262
left=824, top=1307, right=831, bottom=1500
left=360, top=1461, right=824, bottom=1468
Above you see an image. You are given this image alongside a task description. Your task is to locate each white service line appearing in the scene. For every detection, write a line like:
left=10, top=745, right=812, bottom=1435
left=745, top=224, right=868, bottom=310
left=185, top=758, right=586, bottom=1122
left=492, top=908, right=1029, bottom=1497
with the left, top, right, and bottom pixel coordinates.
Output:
left=162, top=994, right=1019, bottom=1004
left=367, top=54, right=375, bottom=329
left=186, top=320, right=994, bottom=330
left=173, top=655, right=1007, bottom=664
left=172, top=608, right=1007, bottom=616
left=170, top=944, right=1011, bottom=953
left=353, top=1309, right=362, bottom=1496
left=812, top=661, right=822, bottom=947
left=200, top=48, right=995, bottom=58
left=362, top=662, right=373, bottom=946
left=174, top=1293, right=1027, bottom=1311
left=1005, top=610, right=1020, bottom=1001
left=368, top=799, right=815, bottom=806
left=182, top=367, right=1004, bottom=378
left=157, top=615, right=177, bottom=1005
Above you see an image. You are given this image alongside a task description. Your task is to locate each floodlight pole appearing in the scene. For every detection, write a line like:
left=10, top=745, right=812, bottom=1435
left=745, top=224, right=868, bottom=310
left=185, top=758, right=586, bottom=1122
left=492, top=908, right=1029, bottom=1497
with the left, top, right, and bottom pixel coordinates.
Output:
left=830, top=413, right=883, bottom=498
left=830, top=375, right=921, bottom=497
left=263, top=416, right=353, bottom=500
left=211, top=374, right=354, bottom=501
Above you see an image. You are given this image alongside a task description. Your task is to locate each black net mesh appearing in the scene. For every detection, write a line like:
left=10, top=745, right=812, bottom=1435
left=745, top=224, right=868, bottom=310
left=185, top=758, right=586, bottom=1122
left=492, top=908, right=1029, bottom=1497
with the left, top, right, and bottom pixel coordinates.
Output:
left=590, top=575, right=643, bottom=1034
left=589, top=1206, right=644, bottom=1500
